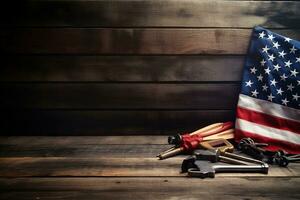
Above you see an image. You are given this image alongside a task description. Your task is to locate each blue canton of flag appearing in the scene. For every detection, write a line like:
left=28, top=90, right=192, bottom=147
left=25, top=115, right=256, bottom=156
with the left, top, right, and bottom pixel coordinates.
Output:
left=241, top=26, right=300, bottom=109
left=235, top=26, right=300, bottom=154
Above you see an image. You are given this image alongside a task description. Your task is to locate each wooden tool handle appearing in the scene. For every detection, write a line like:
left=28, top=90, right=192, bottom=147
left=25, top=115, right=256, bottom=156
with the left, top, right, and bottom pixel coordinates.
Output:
left=158, top=147, right=183, bottom=160
left=190, top=123, right=223, bottom=136
left=203, top=129, right=235, bottom=141
left=190, top=122, right=233, bottom=137
left=203, top=133, right=234, bottom=141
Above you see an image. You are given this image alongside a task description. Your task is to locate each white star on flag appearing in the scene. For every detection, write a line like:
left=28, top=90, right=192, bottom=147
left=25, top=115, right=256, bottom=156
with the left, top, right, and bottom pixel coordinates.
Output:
left=284, top=60, right=292, bottom=68
left=273, top=64, right=281, bottom=71
left=281, top=98, right=289, bottom=105
left=290, top=46, right=297, bottom=54
left=273, top=41, right=280, bottom=49
left=290, top=69, right=299, bottom=77
left=262, top=45, right=270, bottom=53
left=267, top=93, right=275, bottom=101
left=260, top=59, right=266, bottom=66
left=264, top=67, right=271, bottom=75
left=259, top=31, right=266, bottom=39
left=250, top=67, right=257, bottom=74
left=287, top=83, right=294, bottom=91
left=276, top=88, right=284, bottom=95
left=292, top=93, right=299, bottom=101
left=262, top=84, right=268, bottom=91
left=245, top=80, right=253, bottom=87
left=251, top=90, right=259, bottom=97
left=284, top=37, right=291, bottom=42
left=280, top=73, right=288, bottom=81
left=257, top=74, right=263, bottom=81
left=268, top=34, right=275, bottom=41
left=268, top=54, right=275, bottom=61
left=278, top=50, right=286, bottom=58
left=270, top=79, right=277, bottom=86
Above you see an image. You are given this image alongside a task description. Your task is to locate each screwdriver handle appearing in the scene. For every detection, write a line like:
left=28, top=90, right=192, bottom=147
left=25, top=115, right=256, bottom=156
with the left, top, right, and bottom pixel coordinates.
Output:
left=158, top=147, right=183, bottom=160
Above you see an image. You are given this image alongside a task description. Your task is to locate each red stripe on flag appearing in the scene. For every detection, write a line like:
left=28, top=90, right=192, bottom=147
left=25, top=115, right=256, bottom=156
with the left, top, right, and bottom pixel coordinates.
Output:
left=237, top=106, right=300, bottom=134
left=235, top=129, right=300, bottom=154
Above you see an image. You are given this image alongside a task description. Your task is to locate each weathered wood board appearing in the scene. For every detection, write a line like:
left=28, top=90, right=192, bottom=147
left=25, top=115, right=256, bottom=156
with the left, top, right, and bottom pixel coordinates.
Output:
left=0, top=136, right=299, bottom=200
left=0, top=83, right=239, bottom=109
left=0, top=110, right=235, bottom=135
left=2, top=28, right=299, bottom=55
left=0, top=136, right=298, bottom=177
left=1, top=0, right=300, bottom=135
left=0, top=55, right=244, bottom=82
left=2, top=1, right=300, bottom=28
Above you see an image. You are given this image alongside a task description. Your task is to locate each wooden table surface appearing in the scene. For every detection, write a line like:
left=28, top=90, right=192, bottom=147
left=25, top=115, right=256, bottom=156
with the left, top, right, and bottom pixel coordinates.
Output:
left=0, top=136, right=299, bottom=200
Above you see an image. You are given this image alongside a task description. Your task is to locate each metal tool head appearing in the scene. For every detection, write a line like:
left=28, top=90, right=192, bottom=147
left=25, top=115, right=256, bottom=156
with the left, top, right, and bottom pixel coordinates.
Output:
left=194, top=149, right=220, bottom=162
left=200, top=139, right=234, bottom=153
left=185, top=160, right=269, bottom=178
left=187, top=160, right=216, bottom=178
left=168, top=134, right=182, bottom=146
left=181, top=155, right=197, bottom=173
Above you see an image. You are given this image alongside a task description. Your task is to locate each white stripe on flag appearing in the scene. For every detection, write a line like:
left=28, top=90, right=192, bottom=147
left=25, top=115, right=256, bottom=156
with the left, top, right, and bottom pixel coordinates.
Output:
left=238, top=94, right=300, bottom=122
left=236, top=118, right=300, bottom=145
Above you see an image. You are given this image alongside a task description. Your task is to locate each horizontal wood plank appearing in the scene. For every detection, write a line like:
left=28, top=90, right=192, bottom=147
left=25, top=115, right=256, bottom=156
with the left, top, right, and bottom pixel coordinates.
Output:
left=0, top=136, right=298, bottom=178
left=0, top=55, right=244, bottom=82
left=0, top=83, right=239, bottom=109
left=0, top=157, right=181, bottom=177
left=1, top=1, right=300, bottom=28
left=0, top=177, right=299, bottom=199
left=0, top=136, right=168, bottom=145
left=0, top=157, right=298, bottom=177
left=1, top=177, right=299, bottom=200
left=1, top=188, right=299, bottom=200
left=0, top=136, right=300, bottom=177
left=0, top=136, right=299, bottom=199
left=0, top=144, right=173, bottom=158
left=0, top=110, right=235, bottom=135
left=2, top=28, right=299, bottom=55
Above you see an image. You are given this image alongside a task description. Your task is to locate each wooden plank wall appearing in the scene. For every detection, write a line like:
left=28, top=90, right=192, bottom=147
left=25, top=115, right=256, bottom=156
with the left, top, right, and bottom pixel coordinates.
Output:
left=0, top=0, right=299, bottom=135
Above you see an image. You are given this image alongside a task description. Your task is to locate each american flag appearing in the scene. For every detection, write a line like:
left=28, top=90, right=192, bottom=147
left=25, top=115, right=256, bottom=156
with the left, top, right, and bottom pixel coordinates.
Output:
left=235, top=26, right=300, bottom=154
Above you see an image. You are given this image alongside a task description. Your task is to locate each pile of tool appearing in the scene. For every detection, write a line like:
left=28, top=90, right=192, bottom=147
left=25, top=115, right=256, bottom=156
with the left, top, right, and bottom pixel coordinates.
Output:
left=157, top=122, right=300, bottom=178
left=157, top=122, right=234, bottom=159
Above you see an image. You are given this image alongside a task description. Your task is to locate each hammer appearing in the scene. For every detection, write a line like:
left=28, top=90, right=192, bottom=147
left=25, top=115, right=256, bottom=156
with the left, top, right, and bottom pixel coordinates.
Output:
left=182, top=156, right=269, bottom=178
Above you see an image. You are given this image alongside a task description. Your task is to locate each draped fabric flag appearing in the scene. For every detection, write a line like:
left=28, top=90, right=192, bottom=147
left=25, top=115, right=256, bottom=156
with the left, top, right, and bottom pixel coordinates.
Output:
left=235, top=26, right=300, bottom=154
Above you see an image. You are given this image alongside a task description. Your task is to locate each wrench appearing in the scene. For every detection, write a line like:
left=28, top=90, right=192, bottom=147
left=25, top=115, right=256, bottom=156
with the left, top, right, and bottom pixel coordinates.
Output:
left=182, top=157, right=269, bottom=178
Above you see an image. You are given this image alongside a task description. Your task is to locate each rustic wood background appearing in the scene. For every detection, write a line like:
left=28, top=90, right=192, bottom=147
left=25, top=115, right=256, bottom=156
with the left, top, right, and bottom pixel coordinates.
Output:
left=1, top=136, right=299, bottom=199
left=0, top=0, right=299, bottom=135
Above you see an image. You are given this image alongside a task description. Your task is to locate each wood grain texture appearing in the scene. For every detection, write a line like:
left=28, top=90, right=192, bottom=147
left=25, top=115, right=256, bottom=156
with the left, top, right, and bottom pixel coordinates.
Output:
left=0, top=144, right=173, bottom=158
left=0, top=136, right=298, bottom=178
left=0, top=135, right=299, bottom=199
left=0, top=83, right=239, bottom=109
left=0, top=136, right=168, bottom=145
left=1, top=1, right=300, bottom=28
left=0, top=55, right=244, bottom=82
left=1, top=177, right=299, bottom=199
left=0, top=157, right=181, bottom=177
left=0, top=110, right=235, bottom=135
left=0, top=190, right=298, bottom=200
left=1, top=177, right=299, bottom=192
left=2, top=28, right=299, bottom=55
left=0, top=157, right=298, bottom=177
